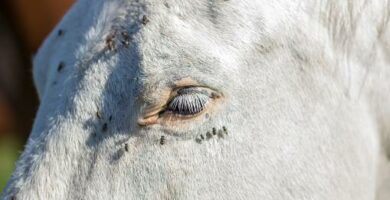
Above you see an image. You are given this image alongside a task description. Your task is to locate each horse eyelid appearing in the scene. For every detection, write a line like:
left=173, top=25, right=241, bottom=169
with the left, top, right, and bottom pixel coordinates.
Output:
left=167, top=93, right=209, bottom=115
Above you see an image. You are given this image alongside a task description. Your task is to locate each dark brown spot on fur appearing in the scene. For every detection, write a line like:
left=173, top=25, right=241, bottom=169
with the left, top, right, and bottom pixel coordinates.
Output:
left=102, top=123, right=108, bottom=132
left=222, top=126, right=228, bottom=135
left=200, top=134, right=205, bottom=140
left=212, top=128, right=217, bottom=135
left=160, top=136, right=166, bottom=145
left=57, top=62, right=65, bottom=72
left=142, top=15, right=150, bottom=25
left=206, top=132, right=212, bottom=139
left=58, top=29, right=64, bottom=36
left=106, top=32, right=116, bottom=51
left=124, top=143, right=129, bottom=152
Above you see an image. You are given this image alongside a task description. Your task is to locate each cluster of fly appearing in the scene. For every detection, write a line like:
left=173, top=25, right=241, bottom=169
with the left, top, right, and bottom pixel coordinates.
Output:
left=196, top=126, right=228, bottom=144
left=105, top=15, right=150, bottom=52
left=105, top=29, right=132, bottom=52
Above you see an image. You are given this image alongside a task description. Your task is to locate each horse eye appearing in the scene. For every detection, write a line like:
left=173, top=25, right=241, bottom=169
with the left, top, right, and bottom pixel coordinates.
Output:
left=137, top=86, right=222, bottom=126
left=166, top=88, right=210, bottom=116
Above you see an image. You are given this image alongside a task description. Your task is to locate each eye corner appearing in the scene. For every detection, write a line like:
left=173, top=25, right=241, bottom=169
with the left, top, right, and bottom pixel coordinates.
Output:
left=210, top=91, right=223, bottom=99
left=137, top=114, right=156, bottom=127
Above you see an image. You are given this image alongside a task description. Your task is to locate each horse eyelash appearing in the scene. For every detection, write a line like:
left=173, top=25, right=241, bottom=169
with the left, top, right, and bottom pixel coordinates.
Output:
left=167, top=93, right=209, bottom=115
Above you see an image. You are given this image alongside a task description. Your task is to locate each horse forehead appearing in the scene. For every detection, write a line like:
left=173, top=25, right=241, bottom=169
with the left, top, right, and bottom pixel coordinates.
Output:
left=33, top=0, right=297, bottom=98
left=71, top=1, right=256, bottom=78
left=85, top=0, right=256, bottom=54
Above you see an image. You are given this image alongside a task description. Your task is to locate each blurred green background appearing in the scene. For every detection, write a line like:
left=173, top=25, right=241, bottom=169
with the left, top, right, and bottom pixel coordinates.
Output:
left=0, top=137, right=21, bottom=191
left=0, top=0, right=74, bottom=194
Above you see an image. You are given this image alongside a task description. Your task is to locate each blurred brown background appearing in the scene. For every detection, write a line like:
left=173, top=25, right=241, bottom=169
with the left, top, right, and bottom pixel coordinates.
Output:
left=0, top=0, right=75, bottom=193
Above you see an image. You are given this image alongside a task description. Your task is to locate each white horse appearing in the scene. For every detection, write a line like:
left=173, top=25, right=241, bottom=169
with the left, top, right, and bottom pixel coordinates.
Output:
left=1, top=0, right=390, bottom=199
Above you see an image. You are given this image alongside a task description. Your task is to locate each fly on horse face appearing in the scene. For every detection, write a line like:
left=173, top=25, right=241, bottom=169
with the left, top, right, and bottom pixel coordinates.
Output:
left=2, top=0, right=390, bottom=199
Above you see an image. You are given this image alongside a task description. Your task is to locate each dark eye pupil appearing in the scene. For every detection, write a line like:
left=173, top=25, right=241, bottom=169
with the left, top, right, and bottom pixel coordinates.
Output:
left=167, top=89, right=209, bottom=115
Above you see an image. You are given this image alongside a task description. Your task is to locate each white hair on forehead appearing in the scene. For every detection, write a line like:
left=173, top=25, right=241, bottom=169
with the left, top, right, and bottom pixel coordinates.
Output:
left=314, top=0, right=390, bottom=49
left=300, top=0, right=390, bottom=98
